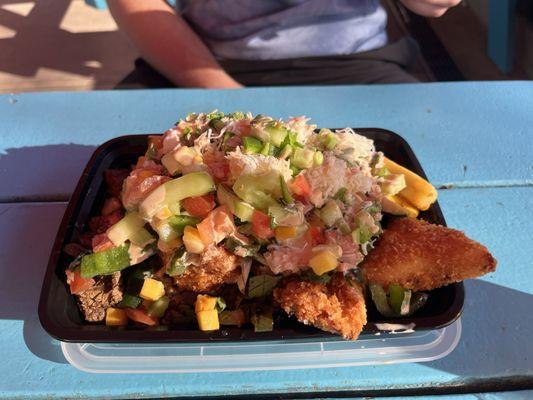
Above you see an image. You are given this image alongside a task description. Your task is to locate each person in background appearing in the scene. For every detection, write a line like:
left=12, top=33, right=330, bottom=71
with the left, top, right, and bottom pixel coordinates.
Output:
left=108, top=0, right=461, bottom=88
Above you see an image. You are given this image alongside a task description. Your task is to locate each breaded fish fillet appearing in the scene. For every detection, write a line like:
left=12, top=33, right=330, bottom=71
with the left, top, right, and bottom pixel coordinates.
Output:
left=174, top=245, right=240, bottom=292
left=361, top=217, right=496, bottom=291
left=273, top=274, right=367, bottom=340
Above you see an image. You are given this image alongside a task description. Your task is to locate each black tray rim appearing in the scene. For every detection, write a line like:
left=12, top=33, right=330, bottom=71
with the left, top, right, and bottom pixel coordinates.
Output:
left=38, top=128, right=464, bottom=343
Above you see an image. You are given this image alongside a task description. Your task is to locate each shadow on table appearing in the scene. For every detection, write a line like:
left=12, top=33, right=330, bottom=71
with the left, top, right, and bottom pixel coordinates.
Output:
left=0, top=144, right=100, bottom=364
left=0, top=144, right=96, bottom=202
left=425, top=279, right=533, bottom=380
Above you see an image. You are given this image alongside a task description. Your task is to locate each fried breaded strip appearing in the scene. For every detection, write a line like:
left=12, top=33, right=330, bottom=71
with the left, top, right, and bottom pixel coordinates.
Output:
left=361, top=218, right=496, bottom=291
left=174, top=245, right=240, bottom=292
left=273, top=274, right=367, bottom=340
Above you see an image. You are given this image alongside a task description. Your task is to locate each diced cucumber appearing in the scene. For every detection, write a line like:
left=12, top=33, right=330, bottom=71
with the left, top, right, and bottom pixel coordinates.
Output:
left=219, top=309, right=246, bottom=326
left=279, top=175, right=294, bottom=204
left=233, top=174, right=279, bottom=211
left=224, top=237, right=259, bottom=257
left=80, top=244, right=131, bottom=278
left=290, top=165, right=301, bottom=176
left=319, top=200, right=343, bottom=227
left=251, top=308, right=274, bottom=332
left=234, top=201, right=255, bottom=222
left=265, top=124, right=288, bottom=147
left=147, top=295, right=169, bottom=318
left=334, top=187, right=347, bottom=202
left=325, top=132, right=338, bottom=150
left=243, top=136, right=263, bottom=154
left=351, top=225, right=372, bottom=244
left=107, top=212, right=145, bottom=246
left=139, top=172, right=215, bottom=220
left=250, top=125, right=270, bottom=143
left=291, top=147, right=315, bottom=169
left=278, top=144, right=293, bottom=160
left=268, top=204, right=302, bottom=227
left=388, top=284, right=405, bottom=315
left=129, top=227, right=156, bottom=247
left=260, top=142, right=271, bottom=156
left=168, top=215, right=201, bottom=236
left=167, top=249, right=190, bottom=277
left=117, top=294, right=142, bottom=309
left=336, top=219, right=352, bottom=234
left=216, top=184, right=239, bottom=214
left=313, top=151, right=324, bottom=166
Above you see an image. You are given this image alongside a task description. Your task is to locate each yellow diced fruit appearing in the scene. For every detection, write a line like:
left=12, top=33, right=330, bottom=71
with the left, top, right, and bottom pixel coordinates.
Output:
left=388, top=195, right=419, bottom=218
left=309, top=250, right=338, bottom=276
left=105, top=307, right=128, bottom=326
left=139, top=278, right=165, bottom=301
left=383, top=157, right=438, bottom=211
left=275, top=226, right=298, bottom=241
left=197, top=309, right=220, bottom=331
left=195, top=294, right=218, bottom=313
left=155, top=206, right=173, bottom=220
left=183, top=226, right=205, bottom=254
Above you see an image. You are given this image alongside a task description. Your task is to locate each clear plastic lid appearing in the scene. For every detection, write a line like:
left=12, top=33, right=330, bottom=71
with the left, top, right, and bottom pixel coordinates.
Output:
left=61, top=319, right=461, bottom=373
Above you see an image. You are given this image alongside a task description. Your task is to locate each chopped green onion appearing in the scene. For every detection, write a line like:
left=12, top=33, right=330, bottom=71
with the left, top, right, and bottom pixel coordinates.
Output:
left=260, top=142, right=271, bottom=155
left=313, top=151, right=324, bottom=166
left=334, top=187, right=347, bottom=202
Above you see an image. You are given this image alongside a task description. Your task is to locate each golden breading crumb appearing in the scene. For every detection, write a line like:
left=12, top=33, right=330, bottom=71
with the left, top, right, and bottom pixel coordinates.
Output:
left=174, top=245, right=240, bottom=292
left=273, top=274, right=367, bottom=340
left=361, top=217, right=497, bottom=291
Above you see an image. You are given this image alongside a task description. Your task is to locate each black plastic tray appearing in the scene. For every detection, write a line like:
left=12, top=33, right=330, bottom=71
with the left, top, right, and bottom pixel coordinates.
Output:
left=38, top=129, right=464, bottom=343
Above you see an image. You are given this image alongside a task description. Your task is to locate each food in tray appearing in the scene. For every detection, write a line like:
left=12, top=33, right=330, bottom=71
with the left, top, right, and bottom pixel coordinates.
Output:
left=64, top=111, right=496, bottom=340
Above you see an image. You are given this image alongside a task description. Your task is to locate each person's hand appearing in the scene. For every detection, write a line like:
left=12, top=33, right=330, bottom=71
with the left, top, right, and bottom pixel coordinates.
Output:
left=399, top=0, right=461, bottom=17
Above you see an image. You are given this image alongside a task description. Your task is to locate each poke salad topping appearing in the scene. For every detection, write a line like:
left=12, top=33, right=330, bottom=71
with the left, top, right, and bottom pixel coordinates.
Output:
left=64, top=111, right=495, bottom=340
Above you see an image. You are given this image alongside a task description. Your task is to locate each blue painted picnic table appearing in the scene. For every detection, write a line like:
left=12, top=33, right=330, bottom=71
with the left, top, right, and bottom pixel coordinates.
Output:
left=0, top=82, right=532, bottom=399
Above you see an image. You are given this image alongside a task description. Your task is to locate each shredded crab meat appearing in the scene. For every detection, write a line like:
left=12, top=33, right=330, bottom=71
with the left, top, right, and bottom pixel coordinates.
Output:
left=226, top=147, right=293, bottom=183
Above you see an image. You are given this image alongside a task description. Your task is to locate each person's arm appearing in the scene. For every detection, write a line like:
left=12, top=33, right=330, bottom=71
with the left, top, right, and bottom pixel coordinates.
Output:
left=107, top=0, right=242, bottom=88
left=399, top=0, right=461, bottom=17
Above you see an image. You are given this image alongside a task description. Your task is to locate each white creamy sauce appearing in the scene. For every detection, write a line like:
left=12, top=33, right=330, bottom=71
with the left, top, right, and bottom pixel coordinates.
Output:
left=375, top=323, right=416, bottom=334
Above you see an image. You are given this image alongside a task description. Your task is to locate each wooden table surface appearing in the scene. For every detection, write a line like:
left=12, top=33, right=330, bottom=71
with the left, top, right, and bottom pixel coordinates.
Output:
left=0, top=82, right=532, bottom=399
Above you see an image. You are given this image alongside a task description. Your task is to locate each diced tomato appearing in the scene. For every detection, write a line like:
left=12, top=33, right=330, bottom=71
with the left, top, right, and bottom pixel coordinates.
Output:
left=66, top=269, right=95, bottom=295
left=124, top=308, right=158, bottom=326
left=252, top=210, right=274, bottom=239
left=208, top=161, right=230, bottom=182
left=88, top=209, right=124, bottom=234
left=308, top=225, right=325, bottom=245
left=197, top=205, right=236, bottom=245
left=105, top=169, right=130, bottom=197
left=290, top=174, right=311, bottom=198
left=92, top=233, right=115, bottom=253
left=182, top=193, right=215, bottom=217
left=101, top=197, right=122, bottom=216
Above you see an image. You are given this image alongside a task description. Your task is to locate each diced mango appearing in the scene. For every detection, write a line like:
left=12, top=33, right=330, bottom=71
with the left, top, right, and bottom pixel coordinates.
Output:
left=275, top=226, right=298, bottom=241
left=195, top=294, right=218, bottom=313
left=105, top=307, right=128, bottom=326
left=183, top=225, right=205, bottom=254
left=309, top=250, right=338, bottom=276
left=155, top=206, right=173, bottom=220
left=197, top=309, right=220, bottom=331
left=387, top=195, right=419, bottom=218
left=139, top=278, right=165, bottom=301
left=383, top=157, right=438, bottom=211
